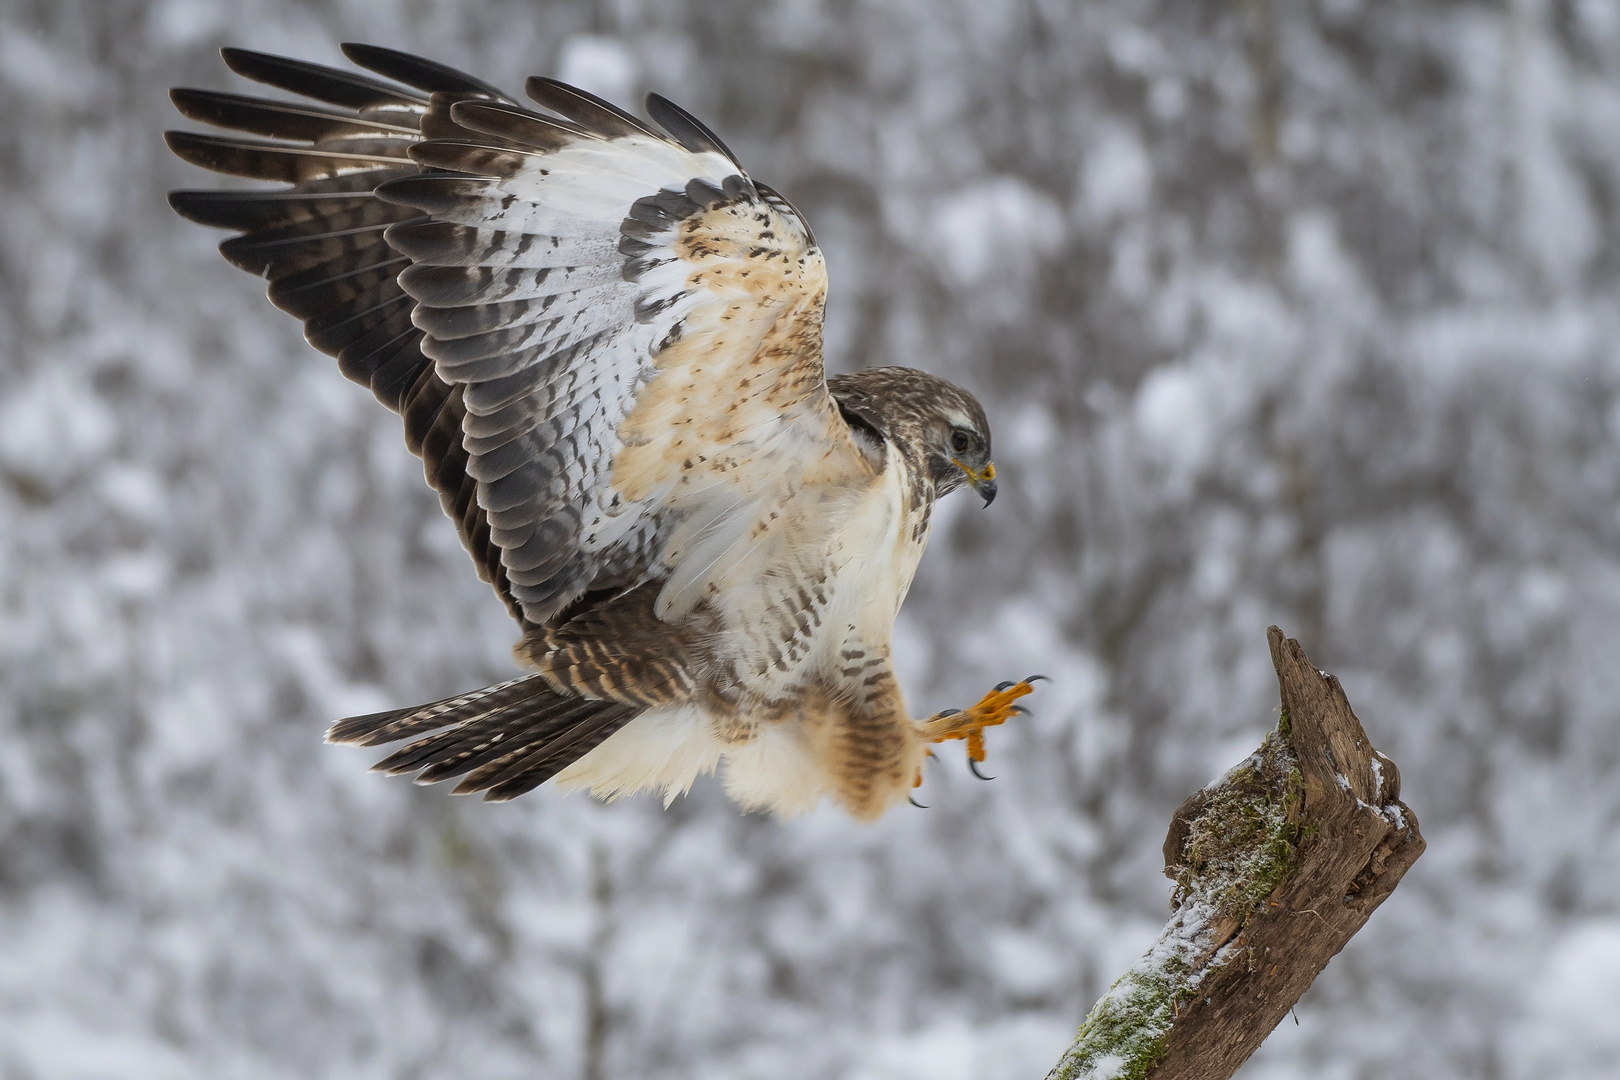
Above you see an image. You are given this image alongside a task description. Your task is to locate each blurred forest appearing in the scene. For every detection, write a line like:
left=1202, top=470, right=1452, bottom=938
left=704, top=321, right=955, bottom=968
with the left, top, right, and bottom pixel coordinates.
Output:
left=2, top=1, right=1618, bottom=1078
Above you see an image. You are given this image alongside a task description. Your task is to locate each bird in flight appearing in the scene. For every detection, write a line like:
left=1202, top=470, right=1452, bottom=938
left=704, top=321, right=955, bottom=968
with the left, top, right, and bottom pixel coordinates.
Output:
left=167, top=44, right=1040, bottom=819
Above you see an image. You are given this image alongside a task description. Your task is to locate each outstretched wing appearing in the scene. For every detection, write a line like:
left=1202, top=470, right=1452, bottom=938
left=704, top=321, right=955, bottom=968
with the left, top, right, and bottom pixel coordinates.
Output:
left=168, top=45, right=528, bottom=618
left=168, top=45, right=859, bottom=629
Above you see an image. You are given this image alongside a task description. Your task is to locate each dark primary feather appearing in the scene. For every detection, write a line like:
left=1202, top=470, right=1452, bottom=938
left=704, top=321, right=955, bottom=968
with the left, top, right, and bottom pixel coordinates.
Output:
left=368, top=173, right=501, bottom=218
left=169, top=87, right=421, bottom=142
left=448, top=98, right=592, bottom=151
left=340, top=42, right=512, bottom=102
left=221, top=46, right=430, bottom=110
left=168, top=187, right=372, bottom=232
left=525, top=76, right=663, bottom=141
left=163, top=130, right=409, bottom=183
left=406, top=140, right=544, bottom=178
left=645, top=92, right=742, bottom=166
left=168, top=49, right=534, bottom=621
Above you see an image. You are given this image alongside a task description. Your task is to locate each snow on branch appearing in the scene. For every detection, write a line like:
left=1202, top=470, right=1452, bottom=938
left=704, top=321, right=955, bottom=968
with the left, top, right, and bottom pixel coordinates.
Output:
left=1046, top=627, right=1425, bottom=1080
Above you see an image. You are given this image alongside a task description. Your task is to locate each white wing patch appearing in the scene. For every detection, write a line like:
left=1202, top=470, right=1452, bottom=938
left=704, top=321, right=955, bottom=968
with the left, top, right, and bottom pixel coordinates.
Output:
left=378, top=96, right=866, bottom=627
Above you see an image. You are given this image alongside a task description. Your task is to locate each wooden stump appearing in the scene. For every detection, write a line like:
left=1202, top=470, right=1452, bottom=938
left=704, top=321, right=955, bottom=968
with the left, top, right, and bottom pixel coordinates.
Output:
left=1046, top=627, right=1425, bottom=1080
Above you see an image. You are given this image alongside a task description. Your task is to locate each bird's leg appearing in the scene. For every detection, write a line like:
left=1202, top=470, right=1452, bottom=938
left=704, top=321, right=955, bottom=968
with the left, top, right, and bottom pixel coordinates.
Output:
left=920, top=677, right=1047, bottom=776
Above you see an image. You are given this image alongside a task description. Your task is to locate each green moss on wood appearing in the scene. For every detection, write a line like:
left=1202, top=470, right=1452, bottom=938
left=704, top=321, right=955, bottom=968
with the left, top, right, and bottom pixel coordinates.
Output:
left=1048, top=957, right=1190, bottom=1080
left=1171, top=730, right=1304, bottom=924
left=1049, top=714, right=1309, bottom=1080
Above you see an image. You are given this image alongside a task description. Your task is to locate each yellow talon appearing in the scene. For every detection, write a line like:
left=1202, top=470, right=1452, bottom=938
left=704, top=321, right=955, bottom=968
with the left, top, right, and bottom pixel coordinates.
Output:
left=922, top=678, right=1041, bottom=773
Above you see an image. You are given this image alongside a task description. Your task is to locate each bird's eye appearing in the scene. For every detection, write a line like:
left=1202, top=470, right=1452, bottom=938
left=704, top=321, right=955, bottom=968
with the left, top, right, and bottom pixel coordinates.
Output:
left=950, top=430, right=972, bottom=453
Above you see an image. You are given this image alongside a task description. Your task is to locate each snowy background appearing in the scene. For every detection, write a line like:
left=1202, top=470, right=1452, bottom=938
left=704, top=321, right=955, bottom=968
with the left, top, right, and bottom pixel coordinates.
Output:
left=2, top=1, right=1618, bottom=1077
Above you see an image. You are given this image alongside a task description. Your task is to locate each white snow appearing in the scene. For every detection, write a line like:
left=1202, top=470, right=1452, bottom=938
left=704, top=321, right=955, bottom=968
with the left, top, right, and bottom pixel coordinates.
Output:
left=1506, top=921, right=1620, bottom=1080
left=556, top=35, right=638, bottom=108
left=928, top=177, right=1067, bottom=287
left=1079, top=124, right=1152, bottom=221
left=1133, top=363, right=1214, bottom=488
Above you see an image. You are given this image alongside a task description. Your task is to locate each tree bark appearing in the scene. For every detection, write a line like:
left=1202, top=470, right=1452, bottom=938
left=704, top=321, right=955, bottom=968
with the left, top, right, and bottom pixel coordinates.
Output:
left=1046, top=627, right=1425, bottom=1080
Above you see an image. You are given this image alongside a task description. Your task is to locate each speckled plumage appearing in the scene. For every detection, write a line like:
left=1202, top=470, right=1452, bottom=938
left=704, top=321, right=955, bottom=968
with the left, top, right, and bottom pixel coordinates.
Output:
left=168, top=44, right=1000, bottom=818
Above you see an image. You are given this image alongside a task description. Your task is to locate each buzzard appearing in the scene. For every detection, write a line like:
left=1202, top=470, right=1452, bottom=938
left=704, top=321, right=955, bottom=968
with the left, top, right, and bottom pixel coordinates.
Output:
left=167, top=44, right=1039, bottom=819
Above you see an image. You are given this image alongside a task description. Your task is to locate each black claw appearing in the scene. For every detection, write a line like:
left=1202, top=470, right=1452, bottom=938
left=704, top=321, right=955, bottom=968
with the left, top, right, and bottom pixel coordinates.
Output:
left=995, top=680, right=1017, bottom=691
left=968, top=758, right=995, bottom=781
left=1024, top=674, right=1052, bottom=684
left=909, top=795, right=930, bottom=809
left=1009, top=704, right=1031, bottom=717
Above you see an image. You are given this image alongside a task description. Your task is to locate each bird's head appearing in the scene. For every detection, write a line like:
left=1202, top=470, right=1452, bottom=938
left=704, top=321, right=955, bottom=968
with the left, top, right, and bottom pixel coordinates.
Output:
left=923, top=398, right=996, bottom=506
left=826, top=367, right=997, bottom=506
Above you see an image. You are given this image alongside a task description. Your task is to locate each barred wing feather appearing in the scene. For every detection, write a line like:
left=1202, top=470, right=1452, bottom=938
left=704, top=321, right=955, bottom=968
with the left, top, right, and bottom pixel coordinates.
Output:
left=168, top=45, right=857, bottom=629
left=168, top=45, right=526, bottom=618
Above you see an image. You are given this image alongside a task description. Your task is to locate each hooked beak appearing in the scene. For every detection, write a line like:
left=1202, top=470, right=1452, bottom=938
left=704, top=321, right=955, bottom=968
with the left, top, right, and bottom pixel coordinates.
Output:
left=955, top=459, right=998, bottom=507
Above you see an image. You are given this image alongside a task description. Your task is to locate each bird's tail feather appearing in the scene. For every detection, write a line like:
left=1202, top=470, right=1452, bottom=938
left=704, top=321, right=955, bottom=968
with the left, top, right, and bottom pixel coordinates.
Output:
left=326, top=673, right=639, bottom=801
